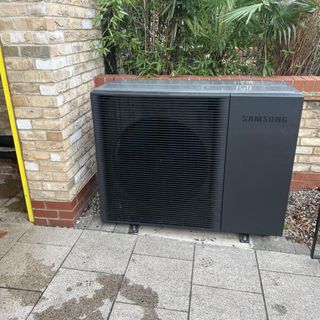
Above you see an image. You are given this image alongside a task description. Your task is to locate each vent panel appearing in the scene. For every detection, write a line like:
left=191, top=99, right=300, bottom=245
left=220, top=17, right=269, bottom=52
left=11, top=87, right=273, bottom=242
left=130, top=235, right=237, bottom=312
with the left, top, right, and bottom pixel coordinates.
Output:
left=91, top=95, right=229, bottom=230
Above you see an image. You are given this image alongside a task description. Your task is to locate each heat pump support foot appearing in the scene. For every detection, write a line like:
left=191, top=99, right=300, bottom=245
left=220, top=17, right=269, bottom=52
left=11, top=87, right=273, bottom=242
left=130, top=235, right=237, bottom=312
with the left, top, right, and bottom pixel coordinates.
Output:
left=239, top=233, right=249, bottom=243
left=129, top=224, right=140, bottom=234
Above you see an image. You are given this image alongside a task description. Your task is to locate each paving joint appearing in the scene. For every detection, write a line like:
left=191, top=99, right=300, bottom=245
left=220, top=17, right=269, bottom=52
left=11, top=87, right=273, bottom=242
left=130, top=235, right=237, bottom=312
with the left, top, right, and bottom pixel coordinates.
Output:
left=191, top=283, right=264, bottom=296
left=115, top=300, right=190, bottom=314
left=132, top=251, right=193, bottom=262
left=0, top=285, right=42, bottom=294
left=258, top=268, right=320, bottom=278
left=0, top=223, right=31, bottom=263
left=187, top=244, right=196, bottom=320
left=107, top=234, right=138, bottom=320
left=254, top=250, right=270, bottom=320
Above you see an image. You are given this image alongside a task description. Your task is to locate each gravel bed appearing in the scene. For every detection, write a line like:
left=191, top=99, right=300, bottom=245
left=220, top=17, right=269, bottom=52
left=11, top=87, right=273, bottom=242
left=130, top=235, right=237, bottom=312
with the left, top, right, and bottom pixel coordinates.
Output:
left=78, top=189, right=320, bottom=246
left=76, top=193, right=100, bottom=228
left=284, top=188, right=320, bottom=246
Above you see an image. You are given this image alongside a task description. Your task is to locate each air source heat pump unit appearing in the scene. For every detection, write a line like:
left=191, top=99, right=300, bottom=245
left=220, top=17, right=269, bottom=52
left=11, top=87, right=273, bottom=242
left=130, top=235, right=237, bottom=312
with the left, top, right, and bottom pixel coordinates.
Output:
left=91, top=80, right=303, bottom=236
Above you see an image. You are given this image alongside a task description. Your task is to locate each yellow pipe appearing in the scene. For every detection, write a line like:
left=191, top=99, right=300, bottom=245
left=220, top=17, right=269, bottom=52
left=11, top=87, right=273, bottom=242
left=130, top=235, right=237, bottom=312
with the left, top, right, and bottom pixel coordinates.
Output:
left=0, top=43, right=34, bottom=222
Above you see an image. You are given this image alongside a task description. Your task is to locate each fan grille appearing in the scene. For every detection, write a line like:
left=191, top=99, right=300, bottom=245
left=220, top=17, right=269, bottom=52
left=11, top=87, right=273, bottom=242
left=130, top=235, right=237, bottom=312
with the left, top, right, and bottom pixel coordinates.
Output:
left=91, top=95, right=229, bottom=229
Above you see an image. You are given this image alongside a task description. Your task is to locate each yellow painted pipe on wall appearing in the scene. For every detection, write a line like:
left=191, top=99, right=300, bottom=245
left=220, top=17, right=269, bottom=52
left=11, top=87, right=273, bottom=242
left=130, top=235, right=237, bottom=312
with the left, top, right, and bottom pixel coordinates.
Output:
left=0, top=43, right=34, bottom=222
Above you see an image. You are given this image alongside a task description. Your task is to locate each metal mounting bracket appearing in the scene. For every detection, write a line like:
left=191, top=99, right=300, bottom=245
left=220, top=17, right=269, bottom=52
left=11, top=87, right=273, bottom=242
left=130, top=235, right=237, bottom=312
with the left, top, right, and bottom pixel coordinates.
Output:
left=129, top=224, right=140, bottom=234
left=239, top=233, right=250, bottom=243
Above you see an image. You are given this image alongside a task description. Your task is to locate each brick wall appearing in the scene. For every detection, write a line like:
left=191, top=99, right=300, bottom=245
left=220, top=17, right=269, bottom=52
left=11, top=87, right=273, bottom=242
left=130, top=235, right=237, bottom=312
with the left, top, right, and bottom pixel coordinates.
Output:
left=294, top=101, right=320, bottom=173
left=0, top=0, right=103, bottom=226
left=292, top=101, right=320, bottom=190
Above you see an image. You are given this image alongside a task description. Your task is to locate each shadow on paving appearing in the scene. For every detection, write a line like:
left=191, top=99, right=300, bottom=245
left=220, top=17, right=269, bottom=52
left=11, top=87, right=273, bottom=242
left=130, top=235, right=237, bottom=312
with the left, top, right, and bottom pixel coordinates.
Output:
left=0, top=179, right=28, bottom=224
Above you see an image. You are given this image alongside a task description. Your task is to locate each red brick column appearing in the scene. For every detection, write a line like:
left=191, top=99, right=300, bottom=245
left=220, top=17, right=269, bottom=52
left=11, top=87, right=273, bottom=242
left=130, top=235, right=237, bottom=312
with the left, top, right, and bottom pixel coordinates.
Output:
left=32, top=175, right=97, bottom=227
left=290, top=173, right=320, bottom=191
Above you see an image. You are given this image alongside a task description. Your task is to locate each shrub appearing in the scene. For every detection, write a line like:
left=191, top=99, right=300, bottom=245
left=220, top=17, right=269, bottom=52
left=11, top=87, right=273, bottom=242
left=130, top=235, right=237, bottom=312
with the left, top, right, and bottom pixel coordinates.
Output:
left=94, top=0, right=319, bottom=76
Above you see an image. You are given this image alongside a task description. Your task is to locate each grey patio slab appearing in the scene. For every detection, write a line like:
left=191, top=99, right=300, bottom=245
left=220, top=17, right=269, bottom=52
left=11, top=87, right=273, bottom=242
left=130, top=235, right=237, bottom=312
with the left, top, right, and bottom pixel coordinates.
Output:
left=0, top=197, right=9, bottom=206
left=250, top=235, right=296, bottom=254
left=134, top=235, right=194, bottom=260
left=261, top=270, right=320, bottom=320
left=101, top=223, right=116, bottom=232
left=291, top=242, right=310, bottom=255
left=28, top=268, right=122, bottom=320
left=0, top=288, right=41, bottom=320
left=251, top=236, right=309, bottom=256
left=19, top=225, right=82, bottom=247
left=193, top=244, right=261, bottom=292
left=257, top=250, right=320, bottom=276
left=87, top=215, right=104, bottom=231
left=139, top=225, right=249, bottom=248
left=117, top=254, right=193, bottom=312
left=0, top=205, right=29, bottom=224
left=109, top=302, right=188, bottom=320
left=114, top=224, right=130, bottom=234
left=84, top=215, right=116, bottom=232
left=63, top=231, right=136, bottom=274
left=0, top=222, right=32, bottom=258
left=190, top=285, right=266, bottom=320
left=75, top=215, right=92, bottom=229
left=0, top=242, right=70, bottom=291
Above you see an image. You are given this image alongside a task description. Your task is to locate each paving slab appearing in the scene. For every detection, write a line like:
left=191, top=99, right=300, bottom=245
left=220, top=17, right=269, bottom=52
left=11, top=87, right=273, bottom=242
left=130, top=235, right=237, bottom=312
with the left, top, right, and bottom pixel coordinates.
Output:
left=81, top=215, right=116, bottom=232
left=134, top=235, right=194, bottom=260
left=63, top=231, right=136, bottom=274
left=193, top=244, right=261, bottom=292
left=0, top=242, right=70, bottom=291
left=114, top=224, right=130, bottom=234
left=0, top=180, right=23, bottom=207
left=257, top=250, right=320, bottom=276
left=0, top=206, right=29, bottom=224
left=0, top=197, right=9, bottom=206
left=138, top=225, right=249, bottom=248
left=28, top=268, right=122, bottom=320
left=19, top=225, right=82, bottom=247
left=291, top=242, right=310, bottom=255
left=251, top=236, right=309, bottom=255
left=101, top=223, right=116, bottom=232
left=3, top=191, right=26, bottom=209
left=261, top=270, right=320, bottom=320
left=117, top=254, right=192, bottom=312
left=0, top=288, right=41, bottom=320
left=109, top=302, right=188, bottom=320
left=250, top=235, right=296, bottom=253
left=87, top=215, right=105, bottom=231
left=0, top=222, right=32, bottom=258
left=190, top=285, right=266, bottom=320
left=75, top=214, right=92, bottom=229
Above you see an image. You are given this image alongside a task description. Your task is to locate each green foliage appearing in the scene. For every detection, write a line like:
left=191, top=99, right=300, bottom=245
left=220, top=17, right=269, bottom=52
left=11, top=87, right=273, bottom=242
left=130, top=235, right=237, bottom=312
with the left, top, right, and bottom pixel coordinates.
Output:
left=224, top=0, right=318, bottom=75
left=94, top=0, right=319, bottom=76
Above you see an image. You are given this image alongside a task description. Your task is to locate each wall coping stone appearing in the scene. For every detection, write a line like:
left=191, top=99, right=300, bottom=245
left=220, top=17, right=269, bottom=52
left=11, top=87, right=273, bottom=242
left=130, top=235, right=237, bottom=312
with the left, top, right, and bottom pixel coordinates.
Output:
left=94, top=75, right=320, bottom=101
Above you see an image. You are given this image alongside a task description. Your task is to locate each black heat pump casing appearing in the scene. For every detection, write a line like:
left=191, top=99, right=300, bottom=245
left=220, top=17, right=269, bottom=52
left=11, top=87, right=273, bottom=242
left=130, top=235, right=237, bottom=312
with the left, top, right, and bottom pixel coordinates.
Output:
left=91, top=81, right=303, bottom=236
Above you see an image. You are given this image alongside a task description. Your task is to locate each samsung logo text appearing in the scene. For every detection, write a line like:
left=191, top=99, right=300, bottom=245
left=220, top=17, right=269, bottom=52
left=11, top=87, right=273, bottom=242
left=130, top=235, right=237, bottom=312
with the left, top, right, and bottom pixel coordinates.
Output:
left=242, top=115, right=287, bottom=124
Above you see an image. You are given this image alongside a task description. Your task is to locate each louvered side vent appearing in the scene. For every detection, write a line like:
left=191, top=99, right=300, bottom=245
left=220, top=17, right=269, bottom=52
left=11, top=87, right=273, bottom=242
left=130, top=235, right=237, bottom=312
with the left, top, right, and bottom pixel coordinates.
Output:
left=91, top=95, right=229, bottom=230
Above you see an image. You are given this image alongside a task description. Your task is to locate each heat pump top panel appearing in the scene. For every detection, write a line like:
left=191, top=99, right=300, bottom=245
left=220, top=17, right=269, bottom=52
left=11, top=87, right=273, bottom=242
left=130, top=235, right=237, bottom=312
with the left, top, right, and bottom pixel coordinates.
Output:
left=93, top=80, right=302, bottom=97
